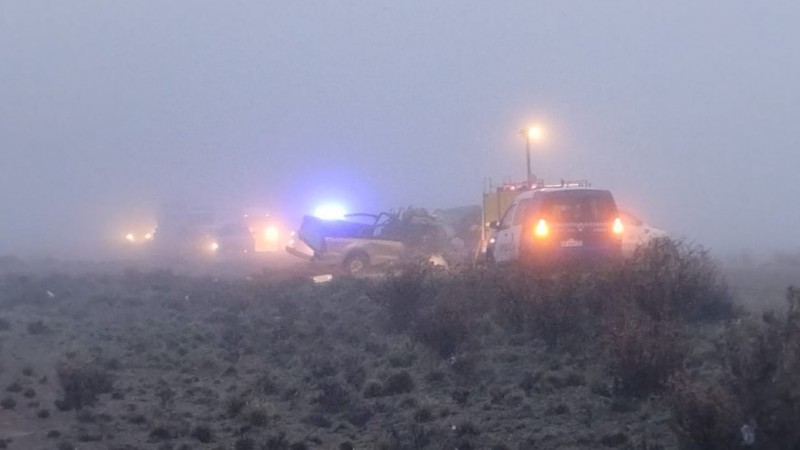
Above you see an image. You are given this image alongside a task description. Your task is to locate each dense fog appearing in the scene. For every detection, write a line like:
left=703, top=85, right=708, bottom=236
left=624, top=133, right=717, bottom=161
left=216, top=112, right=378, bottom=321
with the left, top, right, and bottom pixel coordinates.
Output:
left=2, top=1, right=799, bottom=259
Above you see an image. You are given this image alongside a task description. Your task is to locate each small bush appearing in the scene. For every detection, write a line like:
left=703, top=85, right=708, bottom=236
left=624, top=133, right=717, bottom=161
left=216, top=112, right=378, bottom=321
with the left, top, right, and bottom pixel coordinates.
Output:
left=27, top=320, right=50, bottom=335
left=495, top=267, right=603, bottom=350
left=55, top=359, right=113, bottom=410
left=369, top=263, right=436, bottom=332
left=670, top=287, right=800, bottom=449
left=234, top=438, right=256, bottom=450
left=302, top=412, right=332, bottom=428
left=605, top=305, right=685, bottom=396
left=312, top=380, right=352, bottom=412
left=415, top=292, right=474, bottom=357
left=190, top=425, right=213, bottom=443
left=225, top=394, right=247, bottom=417
left=670, top=375, right=744, bottom=450
left=624, top=238, right=735, bottom=322
left=0, top=397, right=15, bottom=409
left=720, top=286, right=800, bottom=448
left=383, top=371, right=414, bottom=396
left=362, top=380, right=384, bottom=398
left=242, top=399, right=273, bottom=427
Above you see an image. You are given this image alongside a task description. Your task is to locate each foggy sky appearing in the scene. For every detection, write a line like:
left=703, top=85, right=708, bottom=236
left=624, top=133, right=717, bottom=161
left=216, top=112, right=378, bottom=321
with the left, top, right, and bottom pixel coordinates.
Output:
left=2, top=1, right=800, bottom=258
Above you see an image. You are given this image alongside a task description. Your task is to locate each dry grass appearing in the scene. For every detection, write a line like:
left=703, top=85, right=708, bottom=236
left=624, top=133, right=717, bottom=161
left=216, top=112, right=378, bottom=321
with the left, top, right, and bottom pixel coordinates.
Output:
left=3, top=239, right=797, bottom=448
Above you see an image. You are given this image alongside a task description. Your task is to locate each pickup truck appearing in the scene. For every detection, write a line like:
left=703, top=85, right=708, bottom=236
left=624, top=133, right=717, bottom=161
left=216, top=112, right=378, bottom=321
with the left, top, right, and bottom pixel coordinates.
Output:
left=285, top=209, right=454, bottom=274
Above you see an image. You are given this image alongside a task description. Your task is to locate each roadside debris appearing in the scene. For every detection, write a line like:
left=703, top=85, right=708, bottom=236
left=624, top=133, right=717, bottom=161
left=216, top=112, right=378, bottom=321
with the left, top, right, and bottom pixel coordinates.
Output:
left=312, top=274, right=334, bottom=283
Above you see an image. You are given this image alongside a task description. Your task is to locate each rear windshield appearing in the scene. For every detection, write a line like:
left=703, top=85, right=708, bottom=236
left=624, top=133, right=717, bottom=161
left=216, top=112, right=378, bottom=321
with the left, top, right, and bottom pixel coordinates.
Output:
left=535, top=190, right=617, bottom=223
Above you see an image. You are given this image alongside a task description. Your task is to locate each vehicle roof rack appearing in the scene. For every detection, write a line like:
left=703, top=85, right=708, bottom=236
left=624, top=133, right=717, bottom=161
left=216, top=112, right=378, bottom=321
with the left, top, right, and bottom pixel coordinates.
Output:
left=535, top=179, right=591, bottom=189
left=490, top=178, right=591, bottom=193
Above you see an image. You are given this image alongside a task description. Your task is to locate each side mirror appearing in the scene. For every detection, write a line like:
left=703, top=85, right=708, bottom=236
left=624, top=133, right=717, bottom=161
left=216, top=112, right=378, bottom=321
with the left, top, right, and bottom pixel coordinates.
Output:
left=488, top=220, right=500, bottom=230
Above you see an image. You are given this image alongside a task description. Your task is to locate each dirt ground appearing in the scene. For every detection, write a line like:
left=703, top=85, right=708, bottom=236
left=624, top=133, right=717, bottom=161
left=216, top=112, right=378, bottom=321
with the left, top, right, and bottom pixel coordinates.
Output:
left=0, top=256, right=796, bottom=449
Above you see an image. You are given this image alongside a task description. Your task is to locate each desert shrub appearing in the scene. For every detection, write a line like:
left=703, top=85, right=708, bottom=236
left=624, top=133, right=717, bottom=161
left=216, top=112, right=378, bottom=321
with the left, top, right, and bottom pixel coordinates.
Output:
left=55, top=359, right=113, bottom=410
left=264, top=433, right=290, bottom=450
left=225, top=394, right=247, bottom=417
left=669, top=287, right=800, bottom=449
left=0, top=397, right=15, bottom=409
left=412, top=266, right=501, bottom=357
left=388, top=350, right=415, bottom=368
left=234, top=437, right=256, bottom=450
left=0, top=275, right=48, bottom=308
left=495, top=267, right=601, bottom=350
left=449, top=353, right=479, bottom=382
left=312, top=380, right=353, bottom=412
left=383, top=371, right=415, bottom=396
left=343, top=403, right=374, bottom=427
left=341, top=356, right=367, bottom=389
left=605, top=304, right=686, bottom=396
left=254, top=373, right=280, bottom=395
left=369, top=263, right=437, bottom=332
left=415, top=290, right=475, bottom=357
left=362, top=380, right=384, bottom=398
left=669, top=375, right=744, bottom=450
left=302, top=412, right=332, bottom=428
left=378, top=424, right=437, bottom=450
left=624, top=238, right=734, bottom=322
left=718, top=286, right=800, bottom=448
left=190, top=425, right=214, bottom=443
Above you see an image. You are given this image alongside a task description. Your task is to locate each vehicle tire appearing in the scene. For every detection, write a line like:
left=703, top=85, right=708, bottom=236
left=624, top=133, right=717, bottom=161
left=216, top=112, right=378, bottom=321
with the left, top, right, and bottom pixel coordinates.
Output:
left=343, top=252, right=370, bottom=275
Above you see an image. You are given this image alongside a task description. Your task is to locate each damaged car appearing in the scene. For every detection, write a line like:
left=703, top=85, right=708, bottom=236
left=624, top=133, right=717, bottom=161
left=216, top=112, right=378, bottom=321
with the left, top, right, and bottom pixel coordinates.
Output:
left=285, top=208, right=458, bottom=274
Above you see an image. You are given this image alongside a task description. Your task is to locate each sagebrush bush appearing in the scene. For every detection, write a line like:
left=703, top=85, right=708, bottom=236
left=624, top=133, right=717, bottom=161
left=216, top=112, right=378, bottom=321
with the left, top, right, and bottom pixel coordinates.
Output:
left=55, top=359, right=113, bottom=410
left=670, top=287, right=800, bottom=449
left=495, top=266, right=603, bottom=350
left=625, top=238, right=734, bottom=322
left=669, top=375, right=744, bottom=450
left=722, top=286, right=800, bottom=447
left=415, top=289, right=475, bottom=357
left=605, top=304, right=686, bottom=396
left=415, top=266, right=500, bottom=357
left=369, top=263, right=437, bottom=332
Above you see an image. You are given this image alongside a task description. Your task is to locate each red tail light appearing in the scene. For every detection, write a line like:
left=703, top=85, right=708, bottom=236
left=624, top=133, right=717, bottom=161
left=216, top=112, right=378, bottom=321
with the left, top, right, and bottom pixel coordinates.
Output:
left=534, top=219, right=549, bottom=237
left=612, top=217, right=624, bottom=235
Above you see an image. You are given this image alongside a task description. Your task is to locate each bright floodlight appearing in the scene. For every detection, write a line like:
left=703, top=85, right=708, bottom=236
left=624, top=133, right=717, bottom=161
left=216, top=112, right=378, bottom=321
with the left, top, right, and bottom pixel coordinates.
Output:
left=314, top=204, right=346, bottom=220
left=527, top=125, right=544, bottom=141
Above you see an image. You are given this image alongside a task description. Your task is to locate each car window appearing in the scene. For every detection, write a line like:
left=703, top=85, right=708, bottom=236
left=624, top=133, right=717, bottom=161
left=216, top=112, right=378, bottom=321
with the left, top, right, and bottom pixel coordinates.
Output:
left=500, top=203, right=517, bottom=228
left=541, top=191, right=616, bottom=223
left=514, top=198, right=537, bottom=226
left=344, top=214, right=379, bottom=225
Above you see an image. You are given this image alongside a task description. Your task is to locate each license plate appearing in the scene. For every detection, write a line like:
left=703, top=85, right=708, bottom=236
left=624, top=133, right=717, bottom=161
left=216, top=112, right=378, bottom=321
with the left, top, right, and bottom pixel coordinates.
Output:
left=560, top=239, right=583, bottom=248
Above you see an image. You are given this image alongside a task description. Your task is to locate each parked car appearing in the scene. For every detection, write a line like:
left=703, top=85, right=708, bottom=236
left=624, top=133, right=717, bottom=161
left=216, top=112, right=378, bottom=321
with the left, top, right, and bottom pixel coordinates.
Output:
left=488, top=186, right=624, bottom=265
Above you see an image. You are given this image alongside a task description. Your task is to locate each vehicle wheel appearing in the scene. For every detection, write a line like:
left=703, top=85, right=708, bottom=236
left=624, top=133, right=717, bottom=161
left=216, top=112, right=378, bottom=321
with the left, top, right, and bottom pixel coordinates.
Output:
left=343, top=253, right=369, bottom=275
